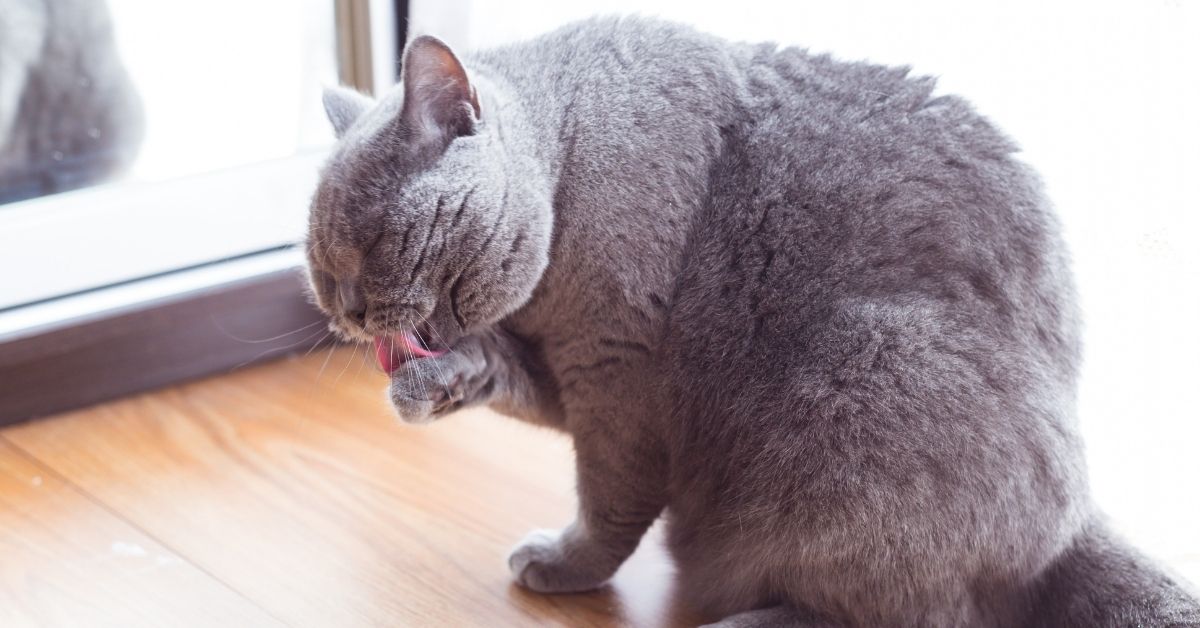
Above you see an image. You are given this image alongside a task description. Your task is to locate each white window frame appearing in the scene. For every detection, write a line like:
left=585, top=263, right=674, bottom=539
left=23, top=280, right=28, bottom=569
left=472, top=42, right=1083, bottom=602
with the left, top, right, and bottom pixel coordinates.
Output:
left=0, top=151, right=324, bottom=309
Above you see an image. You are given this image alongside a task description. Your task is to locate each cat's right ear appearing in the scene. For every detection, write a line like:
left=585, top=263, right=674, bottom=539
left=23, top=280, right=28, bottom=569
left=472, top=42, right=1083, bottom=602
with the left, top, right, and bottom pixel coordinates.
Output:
left=399, top=35, right=481, bottom=156
left=323, top=86, right=374, bottom=138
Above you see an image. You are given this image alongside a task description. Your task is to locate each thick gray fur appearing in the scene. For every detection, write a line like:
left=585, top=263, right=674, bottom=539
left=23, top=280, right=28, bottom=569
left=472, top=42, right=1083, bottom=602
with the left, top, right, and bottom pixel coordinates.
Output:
left=0, top=0, right=143, bottom=203
left=306, top=16, right=1200, bottom=627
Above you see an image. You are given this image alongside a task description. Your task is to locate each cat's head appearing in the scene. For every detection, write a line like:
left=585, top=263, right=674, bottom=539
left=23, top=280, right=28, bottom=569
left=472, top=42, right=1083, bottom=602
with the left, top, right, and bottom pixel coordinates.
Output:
left=306, top=36, right=552, bottom=359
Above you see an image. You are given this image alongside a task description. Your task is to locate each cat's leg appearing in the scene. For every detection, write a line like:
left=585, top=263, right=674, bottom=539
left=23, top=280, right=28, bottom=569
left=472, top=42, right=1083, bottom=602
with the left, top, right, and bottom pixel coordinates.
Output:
left=508, top=365, right=667, bottom=593
left=473, top=329, right=566, bottom=427
left=701, top=606, right=836, bottom=628
left=398, top=334, right=666, bottom=591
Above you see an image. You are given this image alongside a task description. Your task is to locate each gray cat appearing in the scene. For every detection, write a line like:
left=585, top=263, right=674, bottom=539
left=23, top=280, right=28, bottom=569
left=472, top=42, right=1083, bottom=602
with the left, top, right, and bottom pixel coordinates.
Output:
left=0, top=0, right=143, bottom=203
left=306, top=17, right=1200, bottom=627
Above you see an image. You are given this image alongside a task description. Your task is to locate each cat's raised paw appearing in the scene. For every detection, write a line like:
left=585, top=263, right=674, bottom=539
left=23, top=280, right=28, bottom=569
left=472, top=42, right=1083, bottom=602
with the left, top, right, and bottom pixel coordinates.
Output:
left=507, top=528, right=612, bottom=593
left=387, top=355, right=470, bottom=424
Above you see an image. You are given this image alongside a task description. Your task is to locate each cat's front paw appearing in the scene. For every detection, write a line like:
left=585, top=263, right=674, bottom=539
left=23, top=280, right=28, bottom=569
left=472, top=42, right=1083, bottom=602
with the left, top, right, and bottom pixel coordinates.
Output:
left=507, top=528, right=614, bottom=593
left=387, top=352, right=478, bottom=424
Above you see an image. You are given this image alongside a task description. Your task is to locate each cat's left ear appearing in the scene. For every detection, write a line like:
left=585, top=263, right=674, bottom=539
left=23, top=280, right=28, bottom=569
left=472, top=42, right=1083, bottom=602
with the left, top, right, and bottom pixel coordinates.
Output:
left=323, top=86, right=375, bottom=138
left=399, top=35, right=481, bottom=155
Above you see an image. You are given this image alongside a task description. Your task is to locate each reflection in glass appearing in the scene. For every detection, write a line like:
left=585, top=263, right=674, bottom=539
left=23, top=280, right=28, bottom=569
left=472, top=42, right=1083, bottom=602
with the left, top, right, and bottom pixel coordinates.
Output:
left=0, top=0, right=337, bottom=207
left=0, top=0, right=143, bottom=204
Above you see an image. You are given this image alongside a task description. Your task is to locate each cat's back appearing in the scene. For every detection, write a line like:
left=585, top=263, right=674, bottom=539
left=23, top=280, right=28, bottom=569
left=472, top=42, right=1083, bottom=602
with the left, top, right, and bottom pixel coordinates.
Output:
left=473, top=16, right=1078, bottom=414
left=670, top=42, right=1078, bottom=388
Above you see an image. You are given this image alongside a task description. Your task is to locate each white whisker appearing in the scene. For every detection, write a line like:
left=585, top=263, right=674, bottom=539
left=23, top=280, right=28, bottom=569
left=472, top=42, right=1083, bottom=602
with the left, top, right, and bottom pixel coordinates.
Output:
left=333, top=342, right=359, bottom=384
left=213, top=318, right=323, bottom=344
left=354, top=338, right=370, bottom=380
left=401, top=324, right=428, bottom=402
left=415, top=315, right=452, bottom=392
left=230, top=325, right=330, bottom=371
left=417, top=311, right=457, bottom=358
left=302, top=330, right=334, bottom=359
left=315, top=342, right=338, bottom=382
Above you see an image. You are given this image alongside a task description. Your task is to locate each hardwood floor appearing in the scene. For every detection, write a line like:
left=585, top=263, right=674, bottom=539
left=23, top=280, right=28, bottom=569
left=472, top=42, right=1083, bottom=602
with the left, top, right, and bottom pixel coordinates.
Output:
left=0, top=347, right=698, bottom=627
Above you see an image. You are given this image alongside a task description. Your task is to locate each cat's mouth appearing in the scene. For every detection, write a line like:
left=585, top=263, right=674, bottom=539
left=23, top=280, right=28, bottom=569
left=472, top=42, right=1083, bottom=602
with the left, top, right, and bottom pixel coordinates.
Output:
left=373, top=329, right=447, bottom=374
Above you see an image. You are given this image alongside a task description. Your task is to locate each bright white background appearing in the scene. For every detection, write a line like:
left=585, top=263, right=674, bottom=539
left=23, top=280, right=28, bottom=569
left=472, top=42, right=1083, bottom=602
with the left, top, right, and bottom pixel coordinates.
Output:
left=106, top=0, right=337, bottom=181
left=414, top=0, right=1200, bottom=583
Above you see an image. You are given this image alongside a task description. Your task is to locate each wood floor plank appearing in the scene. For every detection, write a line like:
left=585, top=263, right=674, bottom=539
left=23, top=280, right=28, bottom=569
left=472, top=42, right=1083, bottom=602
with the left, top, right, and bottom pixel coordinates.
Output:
left=3, top=349, right=699, bottom=627
left=0, top=439, right=283, bottom=628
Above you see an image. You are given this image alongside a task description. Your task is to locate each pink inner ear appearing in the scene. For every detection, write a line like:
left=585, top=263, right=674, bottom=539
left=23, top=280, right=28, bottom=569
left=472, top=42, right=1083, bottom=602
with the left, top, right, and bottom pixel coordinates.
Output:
left=401, top=36, right=478, bottom=143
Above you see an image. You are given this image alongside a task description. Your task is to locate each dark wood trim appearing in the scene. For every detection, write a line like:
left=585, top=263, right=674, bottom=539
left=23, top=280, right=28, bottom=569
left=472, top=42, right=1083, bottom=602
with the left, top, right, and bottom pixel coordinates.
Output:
left=394, top=0, right=409, bottom=74
left=0, top=268, right=331, bottom=427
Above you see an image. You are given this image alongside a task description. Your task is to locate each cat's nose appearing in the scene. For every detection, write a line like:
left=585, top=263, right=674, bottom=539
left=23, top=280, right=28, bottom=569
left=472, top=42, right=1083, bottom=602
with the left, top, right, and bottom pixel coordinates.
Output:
left=338, top=280, right=367, bottom=326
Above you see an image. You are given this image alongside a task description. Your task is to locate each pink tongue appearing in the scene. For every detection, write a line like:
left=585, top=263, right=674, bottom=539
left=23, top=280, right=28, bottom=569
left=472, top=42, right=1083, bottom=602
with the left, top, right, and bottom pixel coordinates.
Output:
left=373, top=336, right=399, bottom=374
left=373, top=331, right=447, bottom=374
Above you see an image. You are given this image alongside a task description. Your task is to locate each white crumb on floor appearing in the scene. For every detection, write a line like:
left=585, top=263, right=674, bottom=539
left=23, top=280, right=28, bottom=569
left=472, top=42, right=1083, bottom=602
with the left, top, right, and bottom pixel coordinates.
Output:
left=110, top=541, right=148, bottom=557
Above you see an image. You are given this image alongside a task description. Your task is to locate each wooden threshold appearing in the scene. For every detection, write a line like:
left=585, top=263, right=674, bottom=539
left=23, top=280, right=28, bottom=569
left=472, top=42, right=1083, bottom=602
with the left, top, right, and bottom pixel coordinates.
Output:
left=0, top=254, right=330, bottom=427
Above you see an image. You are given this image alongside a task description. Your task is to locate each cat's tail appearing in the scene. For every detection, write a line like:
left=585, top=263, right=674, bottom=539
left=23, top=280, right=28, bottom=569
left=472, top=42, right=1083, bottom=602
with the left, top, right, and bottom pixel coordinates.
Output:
left=1024, top=518, right=1200, bottom=627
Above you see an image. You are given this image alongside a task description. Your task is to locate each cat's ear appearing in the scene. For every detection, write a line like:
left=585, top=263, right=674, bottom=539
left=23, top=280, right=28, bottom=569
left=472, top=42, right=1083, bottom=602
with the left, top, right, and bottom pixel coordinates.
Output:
left=323, top=86, right=374, bottom=138
left=399, top=35, right=481, bottom=154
